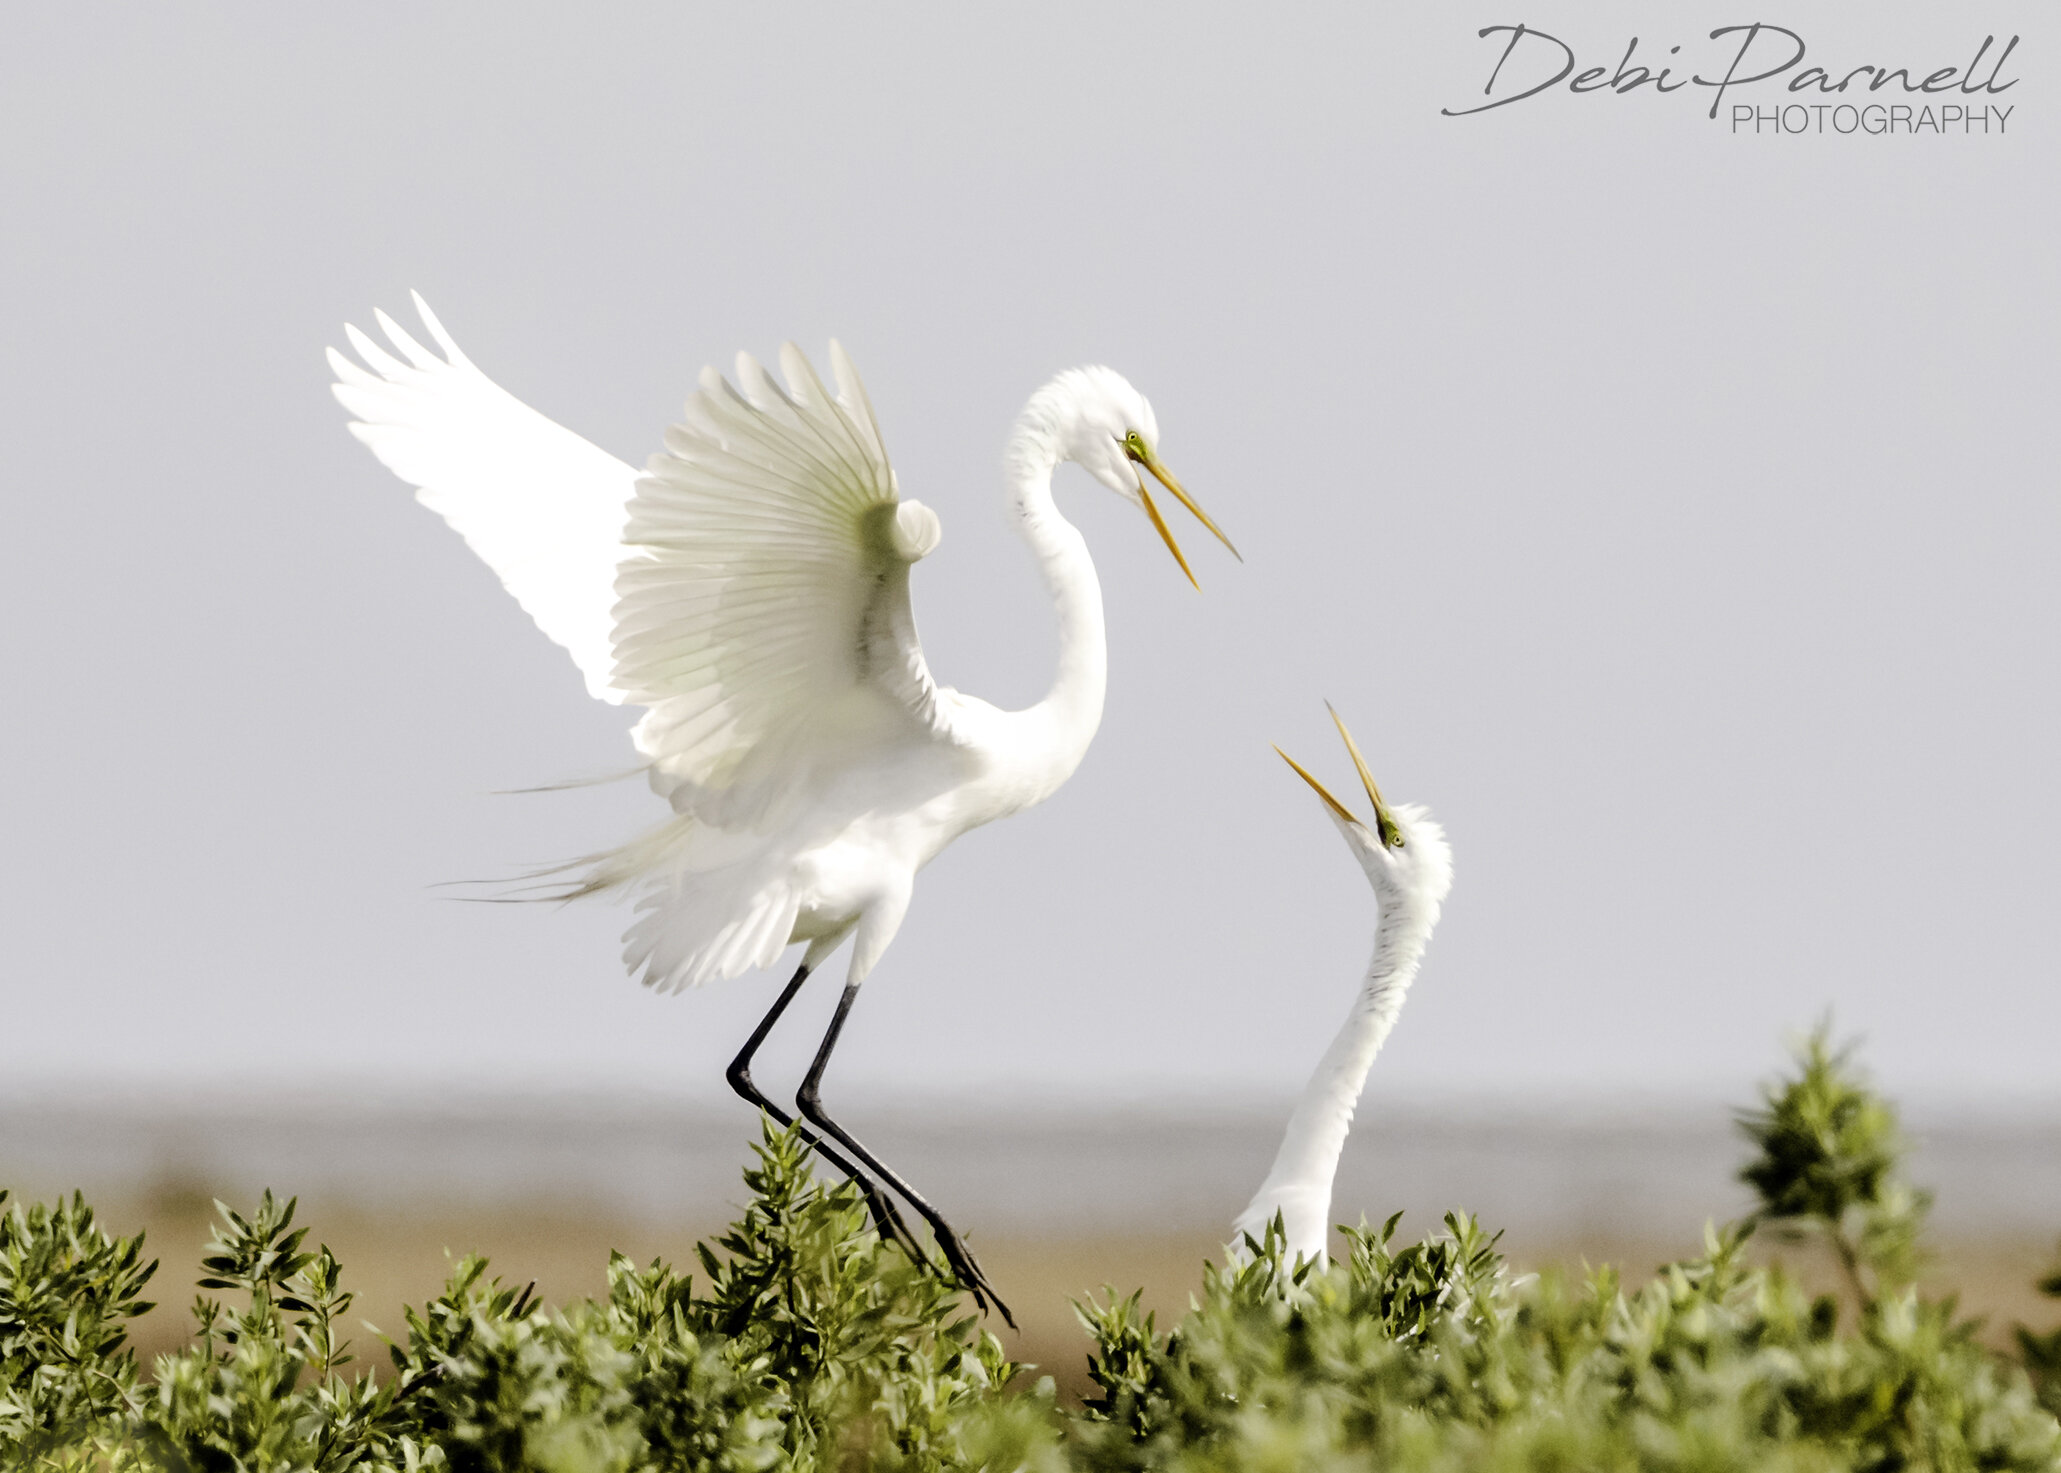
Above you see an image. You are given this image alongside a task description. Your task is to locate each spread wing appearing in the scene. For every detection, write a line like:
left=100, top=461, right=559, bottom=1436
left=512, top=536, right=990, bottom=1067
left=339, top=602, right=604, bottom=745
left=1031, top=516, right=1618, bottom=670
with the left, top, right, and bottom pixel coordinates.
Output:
left=331, top=300, right=956, bottom=834
left=327, top=295, right=639, bottom=703
left=614, top=342, right=959, bottom=830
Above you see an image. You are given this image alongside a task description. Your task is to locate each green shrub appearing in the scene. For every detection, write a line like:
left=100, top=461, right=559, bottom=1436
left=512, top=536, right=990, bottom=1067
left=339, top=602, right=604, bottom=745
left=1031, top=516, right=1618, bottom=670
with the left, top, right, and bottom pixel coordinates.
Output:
left=5, top=1032, right=2059, bottom=1471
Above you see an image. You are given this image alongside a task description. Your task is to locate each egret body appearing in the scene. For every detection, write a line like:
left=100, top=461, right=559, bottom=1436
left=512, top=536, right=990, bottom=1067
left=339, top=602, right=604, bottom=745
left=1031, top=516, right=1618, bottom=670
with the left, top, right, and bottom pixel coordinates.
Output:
left=330, top=297, right=1237, bottom=1322
left=1233, top=709, right=1453, bottom=1267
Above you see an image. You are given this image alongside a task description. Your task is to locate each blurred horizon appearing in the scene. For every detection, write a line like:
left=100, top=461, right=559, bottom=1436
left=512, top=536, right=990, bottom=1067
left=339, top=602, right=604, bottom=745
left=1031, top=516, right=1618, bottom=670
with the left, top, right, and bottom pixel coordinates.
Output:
left=11, top=1073, right=2061, bottom=1113
left=10, top=1085, right=2059, bottom=1237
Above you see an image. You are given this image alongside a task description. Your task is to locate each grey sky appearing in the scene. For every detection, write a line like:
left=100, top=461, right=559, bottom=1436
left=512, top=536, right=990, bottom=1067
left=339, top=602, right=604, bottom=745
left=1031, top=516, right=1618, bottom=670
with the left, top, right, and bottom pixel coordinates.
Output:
left=2, top=5, right=2054, bottom=1107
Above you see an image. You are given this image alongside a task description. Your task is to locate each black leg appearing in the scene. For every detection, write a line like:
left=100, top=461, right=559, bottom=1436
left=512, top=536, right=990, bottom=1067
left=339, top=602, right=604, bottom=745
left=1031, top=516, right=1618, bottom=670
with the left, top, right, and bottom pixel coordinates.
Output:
left=725, top=964, right=926, bottom=1262
left=724, top=963, right=813, bottom=1128
left=795, top=981, right=1016, bottom=1329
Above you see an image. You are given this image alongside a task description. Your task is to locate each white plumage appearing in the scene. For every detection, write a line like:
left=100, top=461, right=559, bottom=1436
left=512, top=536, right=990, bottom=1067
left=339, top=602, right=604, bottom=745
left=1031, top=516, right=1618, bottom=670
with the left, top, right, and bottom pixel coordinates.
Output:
left=1233, top=707, right=1453, bottom=1268
left=329, top=295, right=1237, bottom=1319
left=330, top=301, right=637, bottom=703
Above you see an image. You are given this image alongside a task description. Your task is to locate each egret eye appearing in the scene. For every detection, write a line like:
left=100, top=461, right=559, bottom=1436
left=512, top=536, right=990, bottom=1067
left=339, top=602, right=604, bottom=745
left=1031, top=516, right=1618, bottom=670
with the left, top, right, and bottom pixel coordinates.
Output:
left=1390, top=833, right=1407, bottom=849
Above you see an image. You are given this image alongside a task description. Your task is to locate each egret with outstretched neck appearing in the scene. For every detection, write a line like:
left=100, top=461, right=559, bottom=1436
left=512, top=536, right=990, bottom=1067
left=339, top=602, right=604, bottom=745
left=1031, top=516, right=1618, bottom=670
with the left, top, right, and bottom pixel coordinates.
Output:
left=330, top=296, right=1238, bottom=1324
left=1233, top=707, right=1453, bottom=1267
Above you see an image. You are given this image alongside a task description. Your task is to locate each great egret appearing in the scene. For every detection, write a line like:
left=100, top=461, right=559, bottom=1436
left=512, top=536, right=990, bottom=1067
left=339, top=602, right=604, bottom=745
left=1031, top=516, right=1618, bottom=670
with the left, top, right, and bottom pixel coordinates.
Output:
left=329, top=296, right=1237, bottom=1323
left=1232, top=706, right=1453, bottom=1268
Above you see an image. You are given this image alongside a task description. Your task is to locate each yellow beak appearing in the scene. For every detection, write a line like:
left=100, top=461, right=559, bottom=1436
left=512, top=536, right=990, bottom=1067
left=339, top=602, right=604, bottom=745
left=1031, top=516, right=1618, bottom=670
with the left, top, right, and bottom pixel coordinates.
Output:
left=1274, top=746, right=1359, bottom=828
left=1275, top=703, right=1404, bottom=849
left=1129, top=440, right=1240, bottom=590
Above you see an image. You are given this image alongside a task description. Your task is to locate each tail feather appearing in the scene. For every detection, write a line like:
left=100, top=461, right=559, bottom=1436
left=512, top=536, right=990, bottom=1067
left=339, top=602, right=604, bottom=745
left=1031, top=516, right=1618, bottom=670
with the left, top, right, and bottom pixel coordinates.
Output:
left=510, top=813, right=800, bottom=992
left=625, top=876, right=798, bottom=993
left=516, top=812, right=706, bottom=904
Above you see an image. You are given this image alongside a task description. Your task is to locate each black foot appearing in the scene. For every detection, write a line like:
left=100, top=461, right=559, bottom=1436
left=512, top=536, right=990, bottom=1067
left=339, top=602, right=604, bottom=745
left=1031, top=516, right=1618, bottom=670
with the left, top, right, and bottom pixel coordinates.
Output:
left=794, top=1088, right=1016, bottom=1329
left=929, top=1223, right=1015, bottom=1330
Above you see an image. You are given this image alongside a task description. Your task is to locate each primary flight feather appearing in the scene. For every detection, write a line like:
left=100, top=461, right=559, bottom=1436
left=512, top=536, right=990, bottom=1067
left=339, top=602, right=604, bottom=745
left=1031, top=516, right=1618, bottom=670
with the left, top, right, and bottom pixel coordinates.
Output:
left=330, top=295, right=1238, bottom=1322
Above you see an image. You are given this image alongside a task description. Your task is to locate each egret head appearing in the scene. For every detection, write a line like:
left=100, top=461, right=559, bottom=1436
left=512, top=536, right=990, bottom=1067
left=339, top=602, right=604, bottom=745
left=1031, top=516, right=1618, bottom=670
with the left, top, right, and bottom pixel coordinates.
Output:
left=1276, top=704, right=1454, bottom=912
left=1027, top=366, right=1240, bottom=587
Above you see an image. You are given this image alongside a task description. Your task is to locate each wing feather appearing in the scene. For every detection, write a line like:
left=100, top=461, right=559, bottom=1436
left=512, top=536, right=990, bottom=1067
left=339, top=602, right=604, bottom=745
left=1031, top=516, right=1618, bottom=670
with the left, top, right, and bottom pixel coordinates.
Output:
left=614, top=344, right=953, bottom=827
left=329, top=295, right=639, bottom=702
left=333, top=304, right=954, bottom=847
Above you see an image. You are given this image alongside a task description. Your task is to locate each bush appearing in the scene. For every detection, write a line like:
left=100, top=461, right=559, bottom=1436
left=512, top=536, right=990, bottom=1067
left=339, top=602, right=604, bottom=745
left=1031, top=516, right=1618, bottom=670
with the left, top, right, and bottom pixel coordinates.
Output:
left=4, top=1032, right=2059, bottom=1471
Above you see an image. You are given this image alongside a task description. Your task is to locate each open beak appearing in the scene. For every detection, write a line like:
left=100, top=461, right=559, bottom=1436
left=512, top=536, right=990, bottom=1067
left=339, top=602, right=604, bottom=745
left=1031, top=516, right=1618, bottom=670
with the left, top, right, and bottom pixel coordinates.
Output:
left=1129, top=441, right=1240, bottom=590
left=1275, top=703, right=1404, bottom=849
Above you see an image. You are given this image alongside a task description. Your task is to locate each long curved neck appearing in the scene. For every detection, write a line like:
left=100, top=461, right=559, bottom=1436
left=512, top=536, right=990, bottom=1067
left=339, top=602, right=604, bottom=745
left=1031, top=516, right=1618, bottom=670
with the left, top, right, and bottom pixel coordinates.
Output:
left=1233, top=877, right=1438, bottom=1266
left=994, top=419, right=1107, bottom=802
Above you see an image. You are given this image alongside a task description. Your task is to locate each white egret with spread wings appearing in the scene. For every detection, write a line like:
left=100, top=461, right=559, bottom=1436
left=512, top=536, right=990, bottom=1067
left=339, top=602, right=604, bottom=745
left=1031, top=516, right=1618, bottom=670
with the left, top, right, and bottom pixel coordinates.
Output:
left=1233, top=707, right=1453, bottom=1267
left=329, top=296, right=1237, bottom=1323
